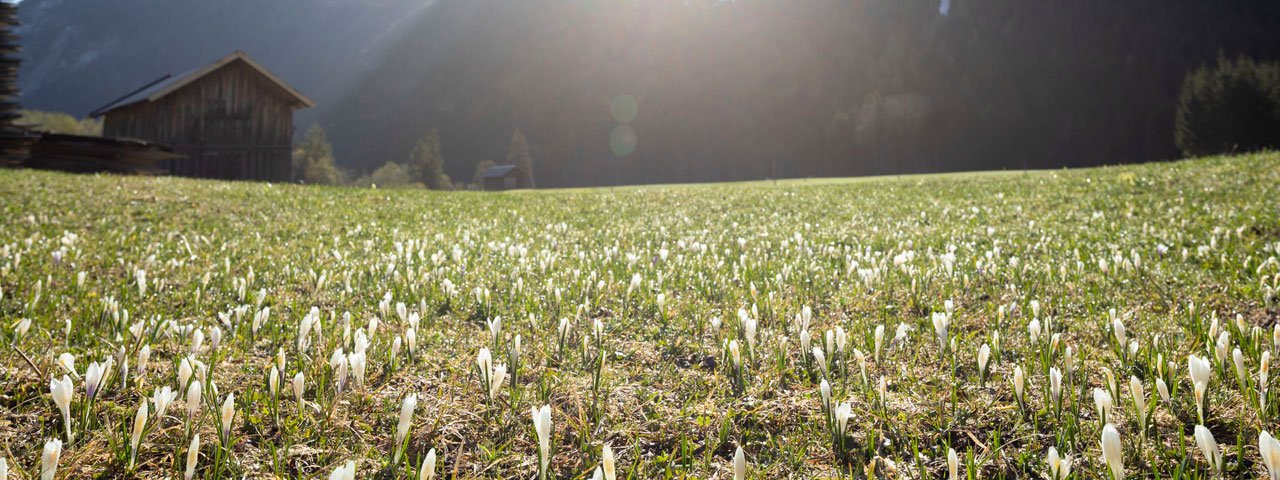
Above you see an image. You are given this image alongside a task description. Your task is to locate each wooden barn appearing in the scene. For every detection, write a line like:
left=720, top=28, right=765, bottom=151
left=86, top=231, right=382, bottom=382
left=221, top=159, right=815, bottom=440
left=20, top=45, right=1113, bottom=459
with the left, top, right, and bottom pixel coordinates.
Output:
left=479, top=164, right=532, bottom=190
left=89, top=51, right=314, bottom=181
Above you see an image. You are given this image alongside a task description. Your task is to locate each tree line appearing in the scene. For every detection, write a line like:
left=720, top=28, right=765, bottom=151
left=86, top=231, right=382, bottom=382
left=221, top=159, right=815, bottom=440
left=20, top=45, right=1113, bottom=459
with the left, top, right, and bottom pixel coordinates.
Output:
left=1176, top=56, right=1280, bottom=157
left=292, top=124, right=536, bottom=189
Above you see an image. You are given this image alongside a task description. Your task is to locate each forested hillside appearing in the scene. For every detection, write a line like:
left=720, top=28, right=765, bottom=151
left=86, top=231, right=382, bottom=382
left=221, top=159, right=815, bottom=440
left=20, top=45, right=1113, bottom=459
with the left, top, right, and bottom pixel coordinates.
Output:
left=323, top=0, right=1280, bottom=186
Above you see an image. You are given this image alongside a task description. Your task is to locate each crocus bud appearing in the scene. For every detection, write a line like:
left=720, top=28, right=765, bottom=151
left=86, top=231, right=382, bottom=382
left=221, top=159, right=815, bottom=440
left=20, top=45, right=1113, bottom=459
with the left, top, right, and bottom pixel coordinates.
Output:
left=1101, top=424, right=1124, bottom=480
left=819, top=379, right=831, bottom=411
left=532, top=405, right=552, bottom=479
left=1094, top=388, right=1113, bottom=424
left=1194, top=424, right=1222, bottom=473
left=129, top=400, right=148, bottom=469
left=1129, top=376, right=1147, bottom=431
left=1234, top=348, right=1247, bottom=384
left=85, top=361, right=104, bottom=401
left=293, top=372, right=306, bottom=400
left=1260, top=430, right=1280, bottom=479
left=219, top=394, right=236, bottom=443
left=947, top=448, right=958, bottom=480
left=977, top=344, right=991, bottom=380
left=733, top=446, right=746, bottom=480
left=394, top=394, right=417, bottom=464
left=269, top=365, right=280, bottom=399
left=874, top=325, right=885, bottom=360
left=329, top=460, right=356, bottom=480
left=812, top=347, right=828, bottom=378
left=419, top=448, right=437, bottom=480
left=137, top=344, right=151, bottom=377
left=179, top=357, right=193, bottom=391
left=185, top=434, right=200, bottom=480
left=1112, top=319, right=1126, bottom=348
left=41, top=439, right=62, bottom=480
left=602, top=444, right=616, bottom=480
left=1012, top=365, right=1025, bottom=405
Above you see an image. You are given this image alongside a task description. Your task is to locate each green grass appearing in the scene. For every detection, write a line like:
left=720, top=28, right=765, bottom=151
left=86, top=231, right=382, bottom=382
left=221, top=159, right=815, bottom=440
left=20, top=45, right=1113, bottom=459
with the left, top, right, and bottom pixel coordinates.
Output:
left=0, top=153, right=1278, bottom=479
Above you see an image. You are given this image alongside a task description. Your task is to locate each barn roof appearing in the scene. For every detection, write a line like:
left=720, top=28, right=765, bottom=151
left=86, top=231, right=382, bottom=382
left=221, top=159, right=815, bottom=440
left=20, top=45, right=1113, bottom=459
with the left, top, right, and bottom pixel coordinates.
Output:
left=480, top=164, right=518, bottom=178
left=89, top=51, right=315, bottom=118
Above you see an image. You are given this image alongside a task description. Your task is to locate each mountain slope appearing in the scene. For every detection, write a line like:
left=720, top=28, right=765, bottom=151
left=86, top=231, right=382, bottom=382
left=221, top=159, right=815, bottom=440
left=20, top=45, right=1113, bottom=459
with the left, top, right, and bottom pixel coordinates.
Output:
left=323, top=0, right=1280, bottom=187
left=17, top=0, right=431, bottom=126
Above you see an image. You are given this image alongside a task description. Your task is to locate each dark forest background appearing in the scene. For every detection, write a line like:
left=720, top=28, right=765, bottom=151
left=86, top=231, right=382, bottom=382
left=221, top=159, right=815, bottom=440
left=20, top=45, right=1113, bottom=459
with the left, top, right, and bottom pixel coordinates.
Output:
left=17, top=0, right=1280, bottom=187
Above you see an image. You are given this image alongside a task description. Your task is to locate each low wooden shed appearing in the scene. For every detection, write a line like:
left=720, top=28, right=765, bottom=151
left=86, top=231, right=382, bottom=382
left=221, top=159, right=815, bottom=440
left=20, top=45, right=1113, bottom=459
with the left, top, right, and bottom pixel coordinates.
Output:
left=480, top=164, right=532, bottom=190
left=89, top=51, right=314, bottom=181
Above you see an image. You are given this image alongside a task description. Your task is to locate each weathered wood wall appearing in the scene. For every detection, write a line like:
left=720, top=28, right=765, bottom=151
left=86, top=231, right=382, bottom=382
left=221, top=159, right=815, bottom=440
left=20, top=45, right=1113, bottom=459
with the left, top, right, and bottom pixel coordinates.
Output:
left=102, top=60, right=295, bottom=181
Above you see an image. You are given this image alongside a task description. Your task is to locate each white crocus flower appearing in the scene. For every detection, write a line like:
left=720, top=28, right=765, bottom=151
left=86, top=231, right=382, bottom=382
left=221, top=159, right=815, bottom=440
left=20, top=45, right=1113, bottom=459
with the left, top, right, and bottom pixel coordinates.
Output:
left=269, top=365, right=280, bottom=400
left=1046, top=446, right=1071, bottom=480
left=490, top=364, right=508, bottom=398
left=532, top=405, right=553, bottom=480
left=328, top=460, right=356, bottom=480
left=348, top=351, right=366, bottom=390
left=977, top=344, right=991, bottom=383
left=874, top=325, right=885, bottom=360
left=487, top=317, right=502, bottom=344
left=153, top=385, right=177, bottom=422
left=1155, top=378, right=1171, bottom=405
left=1129, top=376, right=1147, bottom=433
left=394, top=394, right=417, bottom=464
left=185, top=434, right=200, bottom=480
left=835, top=402, right=852, bottom=437
left=137, top=344, right=151, bottom=378
left=1229, top=346, right=1247, bottom=382
left=947, top=447, right=959, bottom=480
left=50, top=376, right=75, bottom=442
left=1193, top=424, right=1222, bottom=473
left=179, top=357, right=193, bottom=392
left=734, top=445, right=746, bottom=480
left=419, top=448, right=437, bottom=480
left=129, top=400, right=148, bottom=469
left=1049, top=368, right=1063, bottom=407
left=1100, top=424, right=1124, bottom=480
left=40, top=439, right=61, bottom=480
left=293, top=372, right=306, bottom=401
left=601, top=444, right=616, bottom=480
left=1188, top=355, right=1212, bottom=421
left=728, top=340, right=742, bottom=369
left=85, top=361, right=104, bottom=401
left=186, top=380, right=202, bottom=426
left=1112, top=319, right=1126, bottom=349
left=812, top=347, right=829, bottom=379
left=1260, top=430, right=1280, bottom=480
left=932, top=312, right=949, bottom=350
left=1012, top=365, right=1025, bottom=407
left=1093, top=388, right=1113, bottom=424
left=219, top=393, right=236, bottom=443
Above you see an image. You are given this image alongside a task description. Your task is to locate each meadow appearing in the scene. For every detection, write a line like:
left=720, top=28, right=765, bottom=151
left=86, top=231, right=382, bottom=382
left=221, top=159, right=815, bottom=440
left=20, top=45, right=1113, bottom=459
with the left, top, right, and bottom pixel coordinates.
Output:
left=0, top=153, right=1278, bottom=479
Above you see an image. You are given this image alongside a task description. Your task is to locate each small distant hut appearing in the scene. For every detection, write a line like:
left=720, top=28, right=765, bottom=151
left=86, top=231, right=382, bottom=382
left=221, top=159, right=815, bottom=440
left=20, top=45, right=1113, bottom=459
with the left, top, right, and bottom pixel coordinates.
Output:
left=89, top=51, right=314, bottom=181
left=479, top=164, right=531, bottom=191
